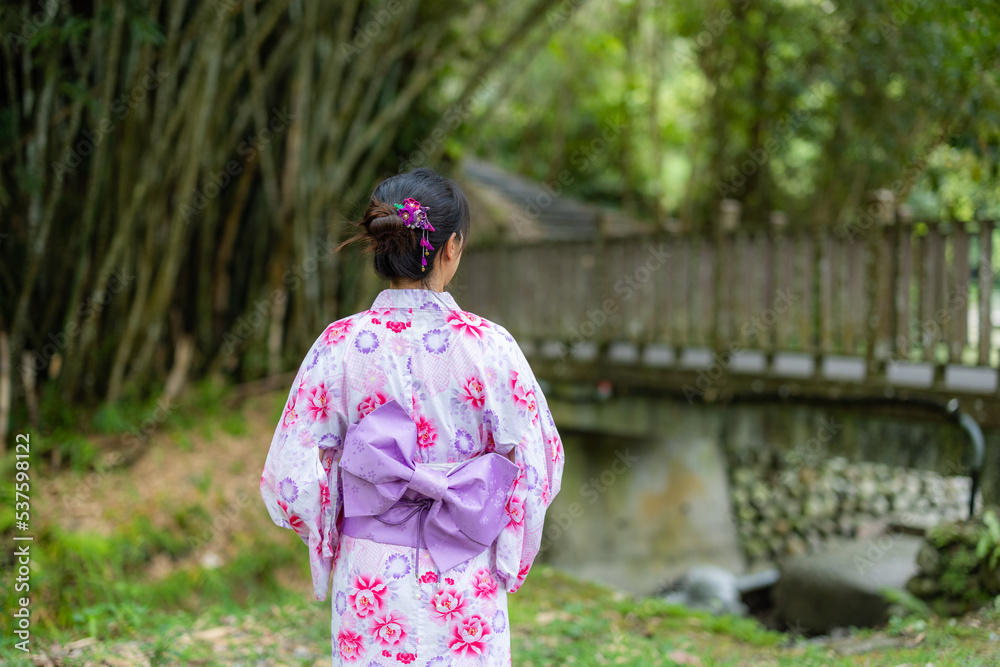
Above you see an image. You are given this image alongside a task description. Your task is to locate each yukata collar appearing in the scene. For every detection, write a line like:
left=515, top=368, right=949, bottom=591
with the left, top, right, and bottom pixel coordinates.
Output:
left=370, top=288, right=460, bottom=312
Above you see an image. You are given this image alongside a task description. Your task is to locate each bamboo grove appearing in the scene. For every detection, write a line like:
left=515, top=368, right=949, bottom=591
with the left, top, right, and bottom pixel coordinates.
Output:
left=0, top=0, right=564, bottom=449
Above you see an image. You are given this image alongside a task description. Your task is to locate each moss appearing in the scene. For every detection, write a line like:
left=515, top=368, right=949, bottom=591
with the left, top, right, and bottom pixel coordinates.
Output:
left=940, top=569, right=971, bottom=597
left=947, top=545, right=981, bottom=574
left=928, top=520, right=979, bottom=550
left=914, top=512, right=1000, bottom=615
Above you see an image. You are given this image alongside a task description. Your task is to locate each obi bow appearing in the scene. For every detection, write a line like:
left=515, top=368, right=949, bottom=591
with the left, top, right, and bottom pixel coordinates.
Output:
left=339, top=399, right=518, bottom=573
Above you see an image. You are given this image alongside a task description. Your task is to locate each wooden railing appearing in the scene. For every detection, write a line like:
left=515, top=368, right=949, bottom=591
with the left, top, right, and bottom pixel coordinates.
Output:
left=457, top=197, right=999, bottom=397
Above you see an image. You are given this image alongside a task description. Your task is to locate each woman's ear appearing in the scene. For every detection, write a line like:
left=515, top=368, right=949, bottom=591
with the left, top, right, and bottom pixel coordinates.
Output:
left=446, top=232, right=460, bottom=260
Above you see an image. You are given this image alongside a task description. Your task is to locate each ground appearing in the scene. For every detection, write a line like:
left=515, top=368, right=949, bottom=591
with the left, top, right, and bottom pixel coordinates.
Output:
left=2, top=386, right=999, bottom=666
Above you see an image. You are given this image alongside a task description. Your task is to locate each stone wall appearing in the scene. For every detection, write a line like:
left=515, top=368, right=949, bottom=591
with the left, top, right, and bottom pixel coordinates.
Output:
left=540, top=395, right=995, bottom=591
left=728, top=450, right=976, bottom=567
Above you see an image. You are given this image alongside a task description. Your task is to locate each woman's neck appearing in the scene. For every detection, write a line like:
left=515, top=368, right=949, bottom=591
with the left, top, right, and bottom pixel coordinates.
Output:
left=389, top=276, right=444, bottom=292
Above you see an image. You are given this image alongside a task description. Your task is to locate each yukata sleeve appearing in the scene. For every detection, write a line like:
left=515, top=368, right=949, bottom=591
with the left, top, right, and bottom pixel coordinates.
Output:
left=260, top=320, right=351, bottom=601
left=489, top=334, right=565, bottom=593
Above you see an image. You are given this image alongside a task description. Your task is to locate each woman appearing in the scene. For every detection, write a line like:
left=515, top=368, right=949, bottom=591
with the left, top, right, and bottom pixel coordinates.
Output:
left=260, top=167, right=564, bottom=665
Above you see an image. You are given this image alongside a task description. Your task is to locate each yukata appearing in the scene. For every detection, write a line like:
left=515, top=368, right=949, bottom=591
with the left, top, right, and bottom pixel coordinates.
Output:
left=260, top=288, right=565, bottom=665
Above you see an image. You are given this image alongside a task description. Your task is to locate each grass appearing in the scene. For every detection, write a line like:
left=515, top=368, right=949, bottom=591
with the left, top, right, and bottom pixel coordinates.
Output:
left=2, top=386, right=1000, bottom=665
left=4, top=563, right=1000, bottom=665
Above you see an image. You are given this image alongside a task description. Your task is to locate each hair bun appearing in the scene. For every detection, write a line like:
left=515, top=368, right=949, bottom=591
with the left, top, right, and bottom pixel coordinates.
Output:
left=361, top=200, right=414, bottom=254
left=335, top=168, right=470, bottom=282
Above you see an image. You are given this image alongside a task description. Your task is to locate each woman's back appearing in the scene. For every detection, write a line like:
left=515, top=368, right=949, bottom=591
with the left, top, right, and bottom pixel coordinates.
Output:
left=260, top=168, right=563, bottom=665
left=340, top=288, right=532, bottom=465
left=262, top=289, right=563, bottom=664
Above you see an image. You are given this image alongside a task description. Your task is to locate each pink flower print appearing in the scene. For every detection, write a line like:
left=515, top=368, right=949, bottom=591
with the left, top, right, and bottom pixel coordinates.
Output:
left=471, top=569, right=497, bottom=599
left=382, top=650, right=392, bottom=658
left=479, top=417, right=498, bottom=453
left=322, top=318, right=353, bottom=345
left=320, top=447, right=337, bottom=475
left=302, top=382, right=332, bottom=422
left=276, top=498, right=309, bottom=540
left=419, top=571, right=438, bottom=584
left=414, top=414, right=437, bottom=449
left=509, top=371, right=536, bottom=418
left=362, top=365, right=388, bottom=391
left=430, top=588, right=466, bottom=622
left=395, top=653, right=416, bottom=664
left=319, top=481, right=331, bottom=512
left=448, top=614, right=491, bottom=657
left=446, top=310, right=488, bottom=340
left=281, top=392, right=300, bottom=429
left=370, top=611, right=408, bottom=647
left=357, top=392, right=387, bottom=419
left=445, top=577, right=455, bottom=585
left=505, top=495, right=525, bottom=531
left=512, top=462, right=527, bottom=491
left=386, top=335, right=412, bottom=358
left=348, top=573, right=388, bottom=618
left=385, top=320, right=411, bottom=333
left=549, top=435, right=563, bottom=464
left=540, top=478, right=550, bottom=505
left=337, top=628, right=364, bottom=662
left=525, top=392, right=538, bottom=425
left=514, top=561, right=531, bottom=589
left=461, top=376, right=486, bottom=409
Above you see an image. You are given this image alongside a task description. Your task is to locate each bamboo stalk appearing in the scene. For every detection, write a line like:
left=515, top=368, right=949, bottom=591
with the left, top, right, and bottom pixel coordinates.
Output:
left=0, top=331, right=9, bottom=454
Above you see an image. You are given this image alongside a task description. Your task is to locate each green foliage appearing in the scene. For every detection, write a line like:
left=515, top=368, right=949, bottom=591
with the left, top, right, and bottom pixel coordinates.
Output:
left=466, top=0, right=1000, bottom=226
left=0, top=457, right=16, bottom=535
left=220, top=412, right=248, bottom=437
left=929, top=518, right=981, bottom=549
left=912, top=513, right=1000, bottom=615
left=976, top=510, right=1000, bottom=570
left=886, top=615, right=927, bottom=638
left=882, top=587, right=932, bottom=621
left=940, top=568, right=972, bottom=598
left=93, top=403, right=133, bottom=434
left=188, top=470, right=214, bottom=495
left=0, top=504, right=299, bottom=643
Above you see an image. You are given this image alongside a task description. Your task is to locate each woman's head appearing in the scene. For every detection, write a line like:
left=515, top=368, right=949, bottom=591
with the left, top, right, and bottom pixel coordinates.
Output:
left=342, top=167, right=470, bottom=287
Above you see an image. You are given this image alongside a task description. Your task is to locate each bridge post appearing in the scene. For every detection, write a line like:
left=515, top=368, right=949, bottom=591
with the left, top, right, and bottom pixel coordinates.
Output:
left=811, top=215, right=828, bottom=378
left=864, top=189, right=895, bottom=378
left=766, top=211, right=788, bottom=373
left=977, top=220, right=995, bottom=371
left=892, top=205, right=914, bottom=361
left=594, top=211, right=609, bottom=363
left=948, top=220, right=972, bottom=364
left=714, top=200, right=741, bottom=371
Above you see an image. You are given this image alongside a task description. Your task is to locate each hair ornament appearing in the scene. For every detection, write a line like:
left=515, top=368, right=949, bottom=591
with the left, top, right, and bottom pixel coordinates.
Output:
left=394, top=197, right=435, bottom=271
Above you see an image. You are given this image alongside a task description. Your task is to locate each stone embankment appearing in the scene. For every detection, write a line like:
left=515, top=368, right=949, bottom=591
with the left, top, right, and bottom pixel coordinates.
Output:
left=728, top=452, right=973, bottom=565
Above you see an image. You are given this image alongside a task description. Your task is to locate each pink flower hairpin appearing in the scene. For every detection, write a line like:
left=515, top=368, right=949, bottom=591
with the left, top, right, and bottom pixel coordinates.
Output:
left=395, top=198, right=435, bottom=272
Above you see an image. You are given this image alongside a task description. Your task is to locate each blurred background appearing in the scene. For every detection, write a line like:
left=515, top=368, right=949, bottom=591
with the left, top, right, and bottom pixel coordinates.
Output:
left=2, top=0, right=1000, bottom=664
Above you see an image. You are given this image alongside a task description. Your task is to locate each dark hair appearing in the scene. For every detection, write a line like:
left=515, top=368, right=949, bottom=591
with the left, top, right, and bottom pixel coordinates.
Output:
left=340, top=167, right=471, bottom=283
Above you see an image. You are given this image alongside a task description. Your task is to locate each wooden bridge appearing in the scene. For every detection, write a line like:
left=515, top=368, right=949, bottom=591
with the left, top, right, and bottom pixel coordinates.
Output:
left=454, top=192, right=1000, bottom=427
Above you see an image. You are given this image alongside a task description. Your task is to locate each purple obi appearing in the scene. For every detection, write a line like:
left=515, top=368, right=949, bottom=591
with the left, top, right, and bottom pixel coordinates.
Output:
left=339, top=399, right=518, bottom=573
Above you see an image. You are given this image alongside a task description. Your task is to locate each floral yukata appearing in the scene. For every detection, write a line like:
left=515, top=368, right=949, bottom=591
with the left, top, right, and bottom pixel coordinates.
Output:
left=260, top=288, right=564, bottom=665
